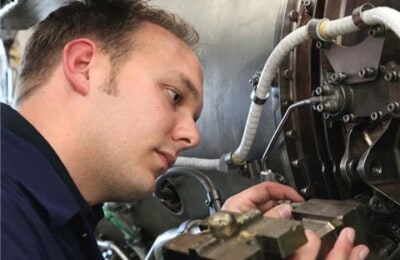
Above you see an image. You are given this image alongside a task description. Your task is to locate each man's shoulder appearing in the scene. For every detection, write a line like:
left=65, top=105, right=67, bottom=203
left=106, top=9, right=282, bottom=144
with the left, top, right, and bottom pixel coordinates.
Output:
left=1, top=172, right=82, bottom=260
left=1, top=175, right=54, bottom=259
left=1, top=172, right=50, bottom=232
left=1, top=126, right=81, bottom=220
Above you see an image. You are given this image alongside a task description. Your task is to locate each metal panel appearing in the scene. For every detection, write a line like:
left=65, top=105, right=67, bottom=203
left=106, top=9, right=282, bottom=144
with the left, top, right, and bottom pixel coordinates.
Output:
left=1, top=0, right=74, bottom=29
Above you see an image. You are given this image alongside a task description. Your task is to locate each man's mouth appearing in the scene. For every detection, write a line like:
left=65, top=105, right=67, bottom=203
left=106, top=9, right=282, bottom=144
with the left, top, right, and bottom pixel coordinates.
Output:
left=156, top=150, right=176, bottom=170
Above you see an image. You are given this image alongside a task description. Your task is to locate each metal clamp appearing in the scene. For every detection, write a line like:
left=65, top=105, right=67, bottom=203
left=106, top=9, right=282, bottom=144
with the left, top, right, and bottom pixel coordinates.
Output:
left=308, top=19, right=331, bottom=41
left=251, top=88, right=269, bottom=105
left=229, top=152, right=247, bottom=167
left=352, top=3, right=375, bottom=29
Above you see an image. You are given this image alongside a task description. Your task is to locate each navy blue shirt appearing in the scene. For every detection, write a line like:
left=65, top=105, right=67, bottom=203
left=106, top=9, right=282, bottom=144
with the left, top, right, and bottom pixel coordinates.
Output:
left=1, top=103, right=104, bottom=259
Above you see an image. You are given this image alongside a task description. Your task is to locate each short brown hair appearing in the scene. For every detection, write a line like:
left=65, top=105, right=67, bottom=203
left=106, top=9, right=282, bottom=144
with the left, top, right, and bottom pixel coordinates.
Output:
left=16, top=0, right=199, bottom=104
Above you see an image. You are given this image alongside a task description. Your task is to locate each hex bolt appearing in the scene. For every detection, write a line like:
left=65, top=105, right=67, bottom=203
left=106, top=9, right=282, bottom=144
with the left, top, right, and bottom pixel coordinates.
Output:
left=283, top=69, right=293, bottom=80
left=373, top=199, right=382, bottom=208
left=368, top=24, right=386, bottom=38
left=370, top=111, right=383, bottom=121
left=330, top=72, right=347, bottom=84
left=371, top=161, right=383, bottom=176
left=359, top=67, right=376, bottom=78
left=249, top=71, right=261, bottom=87
left=301, top=0, right=312, bottom=7
left=316, top=103, right=325, bottom=112
left=315, top=85, right=334, bottom=96
left=316, top=41, right=330, bottom=49
left=343, top=114, right=355, bottom=123
left=285, top=130, right=298, bottom=140
left=387, top=102, right=400, bottom=113
left=370, top=112, right=378, bottom=121
left=291, top=159, right=304, bottom=169
left=289, top=10, right=299, bottom=22
left=300, top=186, right=312, bottom=198
left=249, top=77, right=259, bottom=87
left=301, top=0, right=314, bottom=14
left=384, top=71, right=398, bottom=82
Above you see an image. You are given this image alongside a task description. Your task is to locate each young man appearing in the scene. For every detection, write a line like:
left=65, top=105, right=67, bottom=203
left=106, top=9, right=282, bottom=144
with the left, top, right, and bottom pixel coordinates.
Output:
left=1, top=0, right=368, bottom=259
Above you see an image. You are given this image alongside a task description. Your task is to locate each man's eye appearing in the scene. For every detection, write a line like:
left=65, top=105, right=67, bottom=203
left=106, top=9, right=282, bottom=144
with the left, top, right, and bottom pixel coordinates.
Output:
left=167, top=89, right=182, bottom=104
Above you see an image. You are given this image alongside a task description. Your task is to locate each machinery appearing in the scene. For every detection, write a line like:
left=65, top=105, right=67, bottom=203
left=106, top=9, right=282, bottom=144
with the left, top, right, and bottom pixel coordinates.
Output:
left=1, top=0, right=399, bottom=259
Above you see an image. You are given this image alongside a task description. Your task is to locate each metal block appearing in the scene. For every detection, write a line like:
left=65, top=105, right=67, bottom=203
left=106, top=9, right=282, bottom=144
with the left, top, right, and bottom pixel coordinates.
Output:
left=163, top=210, right=307, bottom=259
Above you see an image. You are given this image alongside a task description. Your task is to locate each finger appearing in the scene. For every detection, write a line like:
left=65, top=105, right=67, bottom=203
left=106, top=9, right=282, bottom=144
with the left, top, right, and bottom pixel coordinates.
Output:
left=349, top=245, right=369, bottom=260
left=326, top=227, right=355, bottom=260
left=257, top=200, right=276, bottom=212
left=221, top=182, right=304, bottom=213
left=241, top=182, right=304, bottom=206
left=221, top=196, right=252, bottom=213
left=290, top=230, right=321, bottom=260
left=263, top=204, right=293, bottom=219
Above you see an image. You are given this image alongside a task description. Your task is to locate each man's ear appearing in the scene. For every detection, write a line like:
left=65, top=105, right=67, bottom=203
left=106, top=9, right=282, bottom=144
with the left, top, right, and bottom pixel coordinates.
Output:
left=62, top=39, right=97, bottom=96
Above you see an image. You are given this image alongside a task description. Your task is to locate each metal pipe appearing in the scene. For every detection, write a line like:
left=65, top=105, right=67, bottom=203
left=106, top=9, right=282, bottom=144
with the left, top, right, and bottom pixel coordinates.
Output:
left=155, top=167, right=222, bottom=215
left=261, top=97, right=322, bottom=170
left=232, top=6, right=400, bottom=166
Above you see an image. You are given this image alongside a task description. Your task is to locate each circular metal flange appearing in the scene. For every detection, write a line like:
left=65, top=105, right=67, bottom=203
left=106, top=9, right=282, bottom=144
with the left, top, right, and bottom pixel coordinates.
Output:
left=352, top=3, right=375, bottom=29
left=308, top=19, right=331, bottom=41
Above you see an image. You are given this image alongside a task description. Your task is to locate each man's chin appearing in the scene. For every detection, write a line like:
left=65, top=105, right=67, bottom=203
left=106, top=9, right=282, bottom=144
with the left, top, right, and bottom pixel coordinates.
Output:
left=109, top=182, right=156, bottom=202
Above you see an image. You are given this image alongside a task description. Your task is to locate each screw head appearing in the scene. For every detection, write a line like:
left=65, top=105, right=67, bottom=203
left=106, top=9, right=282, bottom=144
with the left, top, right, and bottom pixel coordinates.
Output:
left=370, top=111, right=383, bottom=121
left=358, top=67, right=375, bottom=78
left=315, top=87, right=323, bottom=95
left=316, top=41, right=327, bottom=49
left=343, top=114, right=354, bottom=123
left=384, top=71, right=398, bottom=82
left=387, top=102, right=400, bottom=113
left=289, top=10, right=299, bottom=22
left=283, top=69, right=293, bottom=80
left=330, top=72, right=347, bottom=84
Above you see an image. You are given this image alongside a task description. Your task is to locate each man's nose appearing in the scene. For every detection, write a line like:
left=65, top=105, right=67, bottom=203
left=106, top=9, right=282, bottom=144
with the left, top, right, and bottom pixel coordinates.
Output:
left=172, top=116, right=201, bottom=150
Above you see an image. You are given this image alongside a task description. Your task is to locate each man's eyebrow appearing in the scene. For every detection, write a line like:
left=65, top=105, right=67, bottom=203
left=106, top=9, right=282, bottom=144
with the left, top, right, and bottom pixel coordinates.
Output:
left=175, top=72, right=200, bottom=99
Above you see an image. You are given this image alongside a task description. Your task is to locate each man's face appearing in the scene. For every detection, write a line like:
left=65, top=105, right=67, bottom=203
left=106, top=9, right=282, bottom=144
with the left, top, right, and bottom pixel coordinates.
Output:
left=86, top=22, right=203, bottom=202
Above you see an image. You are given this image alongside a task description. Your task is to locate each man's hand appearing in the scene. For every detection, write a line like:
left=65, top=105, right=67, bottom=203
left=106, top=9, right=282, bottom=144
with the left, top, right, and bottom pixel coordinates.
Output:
left=221, top=182, right=304, bottom=219
left=222, top=182, right=370, bottom=260
left=291, top=228, right=369, bottom=260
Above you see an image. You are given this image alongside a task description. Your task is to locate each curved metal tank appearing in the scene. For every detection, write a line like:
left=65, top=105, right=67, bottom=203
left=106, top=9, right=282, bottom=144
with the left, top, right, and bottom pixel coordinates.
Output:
left=150, top=0, right=286, bottom=161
